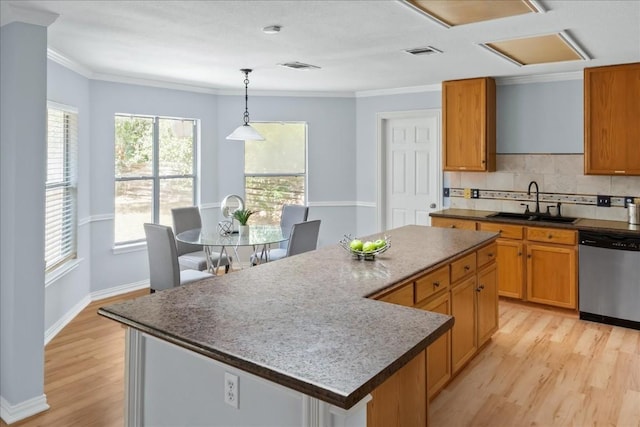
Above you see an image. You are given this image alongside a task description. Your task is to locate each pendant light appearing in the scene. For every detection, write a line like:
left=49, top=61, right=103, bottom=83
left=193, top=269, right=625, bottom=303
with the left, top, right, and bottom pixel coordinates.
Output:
left=226, top=69, right=265, bottom=141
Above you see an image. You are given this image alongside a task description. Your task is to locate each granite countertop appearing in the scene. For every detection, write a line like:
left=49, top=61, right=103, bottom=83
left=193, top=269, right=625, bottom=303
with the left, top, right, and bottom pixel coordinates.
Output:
left=430, top=208, right=640, bottom=236
left=98, top=225, right=498, bottom=410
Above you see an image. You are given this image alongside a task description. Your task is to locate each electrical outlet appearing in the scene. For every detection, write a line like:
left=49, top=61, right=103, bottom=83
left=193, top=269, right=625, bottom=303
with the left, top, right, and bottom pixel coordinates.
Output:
left=224, top=372, right=239, bottom=409
left=443, top=187, right=450, bottom=197
left=596, top=195, right=611, bottom=207
left=471, top=189, right=480, bottom=199
left=463, top=188, right=471, bottom=199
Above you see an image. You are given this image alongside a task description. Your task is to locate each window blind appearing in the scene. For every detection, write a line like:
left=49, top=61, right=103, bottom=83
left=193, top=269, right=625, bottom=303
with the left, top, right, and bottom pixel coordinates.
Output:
left=45, top=103, right=78, bottom=273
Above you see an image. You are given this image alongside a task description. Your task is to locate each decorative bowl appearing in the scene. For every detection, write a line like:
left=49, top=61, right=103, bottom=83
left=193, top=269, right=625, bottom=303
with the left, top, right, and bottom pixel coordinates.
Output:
left=338, top=234, right=391, bottom=261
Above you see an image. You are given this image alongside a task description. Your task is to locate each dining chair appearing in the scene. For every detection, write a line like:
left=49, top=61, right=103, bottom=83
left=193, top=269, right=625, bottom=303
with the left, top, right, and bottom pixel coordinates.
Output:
left=143, top=223, right=213, bottom=293
left=266, top=219, right=321, bottom=262
left=279, top=204, right=309, bottom=251
left=171, top=206, right=230, bottom=273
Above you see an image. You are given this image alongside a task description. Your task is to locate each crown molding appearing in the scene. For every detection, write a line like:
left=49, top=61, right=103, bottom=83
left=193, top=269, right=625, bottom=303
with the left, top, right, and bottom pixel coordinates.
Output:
left=496, top=70, right=583, bottom=85
left=356, top=84, right=441, bottom=98
left=47, top=48, right=93, bottom=78
left=90, top=72, right=220, bottom=95
left=217, top=89, right=355, bottom=98
left=0, top=3, right=58, bottom=27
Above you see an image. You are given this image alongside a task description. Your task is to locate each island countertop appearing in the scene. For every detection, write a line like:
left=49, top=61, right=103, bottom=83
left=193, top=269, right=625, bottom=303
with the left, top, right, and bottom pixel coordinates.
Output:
left=98, top=225, right=498, bottom=409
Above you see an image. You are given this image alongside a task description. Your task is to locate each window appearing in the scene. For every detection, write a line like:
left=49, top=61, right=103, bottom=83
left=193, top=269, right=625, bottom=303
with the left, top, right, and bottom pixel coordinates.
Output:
left=244, top=122, right=307, bottom=225
left=114, top=115, right=197, bottom=244
left=45, top=103, right=78, bottom=273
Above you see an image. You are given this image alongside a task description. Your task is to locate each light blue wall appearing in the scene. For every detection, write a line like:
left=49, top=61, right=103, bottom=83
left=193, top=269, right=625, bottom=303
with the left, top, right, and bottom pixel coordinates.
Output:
left=497, top=80, right=583, bottom=153
left=0, top=21, right=48, bottom=410
left=355, top=91, right=441, bottom=235
left=45, top=60, right=92, bottom=336
left=217, top=95, right=357, bottom=246
left=89, top=81, right=219, bottom=292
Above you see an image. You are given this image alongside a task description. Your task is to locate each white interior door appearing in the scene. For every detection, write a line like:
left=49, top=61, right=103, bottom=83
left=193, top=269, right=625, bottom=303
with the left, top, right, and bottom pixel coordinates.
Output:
left=380, top=111, right=440, bottom=230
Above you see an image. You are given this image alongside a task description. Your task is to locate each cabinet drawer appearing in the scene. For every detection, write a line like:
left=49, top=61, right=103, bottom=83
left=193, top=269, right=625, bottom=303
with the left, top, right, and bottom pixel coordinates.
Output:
left=450, top=252, right=476, bottom=283
left=378, top=283, right=414, bottom=307
left=527, top=227, right=576, bottom=245
left=477, top=242, right=497, bottom=268
left=415, top=265, right=450, bottom=304
left=479, top=222, right=523, bottom=240
left=431, top=217, right=477, bottom=230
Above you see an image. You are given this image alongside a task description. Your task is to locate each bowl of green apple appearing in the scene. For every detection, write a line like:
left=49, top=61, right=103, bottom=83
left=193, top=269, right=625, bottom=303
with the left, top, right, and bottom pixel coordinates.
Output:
left=339, top=234, right=390, bottom=260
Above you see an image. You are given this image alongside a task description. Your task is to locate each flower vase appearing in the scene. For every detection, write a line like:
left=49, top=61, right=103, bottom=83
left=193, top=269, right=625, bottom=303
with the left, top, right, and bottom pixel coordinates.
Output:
left=239, top=225, right=250, bottom=237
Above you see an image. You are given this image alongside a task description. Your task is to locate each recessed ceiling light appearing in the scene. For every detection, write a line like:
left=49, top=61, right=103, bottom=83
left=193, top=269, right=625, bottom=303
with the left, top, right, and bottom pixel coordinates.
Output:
left=279, top=62, right=321, bottom=70
left=262, top=25, right=281, bottom=34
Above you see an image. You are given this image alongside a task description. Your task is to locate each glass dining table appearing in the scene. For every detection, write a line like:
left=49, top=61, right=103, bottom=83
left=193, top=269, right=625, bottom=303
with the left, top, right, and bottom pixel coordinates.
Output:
left=176, top=225, right=288, bottom=274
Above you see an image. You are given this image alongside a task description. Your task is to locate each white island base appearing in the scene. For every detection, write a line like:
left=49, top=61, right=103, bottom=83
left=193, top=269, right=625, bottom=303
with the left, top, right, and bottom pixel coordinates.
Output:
left=125, top=329, right=371, bottom=427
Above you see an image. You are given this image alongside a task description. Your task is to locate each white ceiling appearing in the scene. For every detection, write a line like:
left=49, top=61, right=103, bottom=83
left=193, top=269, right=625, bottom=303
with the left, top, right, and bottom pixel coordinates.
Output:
left=2, top=0, right=640, bottom=93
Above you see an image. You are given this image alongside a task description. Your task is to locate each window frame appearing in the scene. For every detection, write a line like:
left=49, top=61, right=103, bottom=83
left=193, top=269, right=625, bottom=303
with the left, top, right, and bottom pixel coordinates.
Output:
left=114, top=114, right=199, bottom=245
left=243, top=121, right=308, bottom=225
left=45, top=101, right=78, bottom=274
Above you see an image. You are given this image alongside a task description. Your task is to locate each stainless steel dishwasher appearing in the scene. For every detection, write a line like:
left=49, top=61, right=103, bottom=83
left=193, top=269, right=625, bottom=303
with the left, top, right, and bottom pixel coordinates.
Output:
left=579, top=230, right=640, bottom=330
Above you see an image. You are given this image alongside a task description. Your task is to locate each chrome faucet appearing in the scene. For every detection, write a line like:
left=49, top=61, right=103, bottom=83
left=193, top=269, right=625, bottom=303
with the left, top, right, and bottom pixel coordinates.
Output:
left=527, top=181, right=540, bottom=214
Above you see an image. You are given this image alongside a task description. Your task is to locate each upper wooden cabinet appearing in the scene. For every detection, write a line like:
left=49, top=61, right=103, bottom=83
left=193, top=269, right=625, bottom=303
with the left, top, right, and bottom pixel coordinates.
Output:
left=442, top=77, right=496, bottom=172
left=584, top=62, right=640, bottom=175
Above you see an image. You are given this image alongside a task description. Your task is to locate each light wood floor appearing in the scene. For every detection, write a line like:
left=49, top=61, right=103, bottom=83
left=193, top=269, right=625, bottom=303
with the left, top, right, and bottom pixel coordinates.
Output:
left=3, top=294, right=639, bottom=426
left=1, top=289, right=149, bottom=427
left=431, top=300, right=640, bottom=426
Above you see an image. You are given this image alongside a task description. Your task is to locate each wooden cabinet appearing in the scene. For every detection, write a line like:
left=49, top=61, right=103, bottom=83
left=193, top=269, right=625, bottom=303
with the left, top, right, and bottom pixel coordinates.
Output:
left=416, top=292, right=451, bottom=400
left=526, top=243, right=576, bottom=309
left=374, top=241, right=498, bottom=400
left=368, top=350, right=427, bottom=427
left=442, top=77, right=496, bottom=172
left=476, top=263, right=498, bottom=347
left=451, top=275, right=477, bottom=375
left=584, top=62, right=640, bottom=175
left=430, top=217, right=477, bottom=230
left=478, top=222, right=525, bottom=299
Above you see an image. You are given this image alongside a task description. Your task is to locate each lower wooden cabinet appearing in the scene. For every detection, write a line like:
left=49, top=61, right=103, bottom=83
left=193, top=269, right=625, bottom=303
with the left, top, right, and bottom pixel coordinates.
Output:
left=430, top=217, right=477, bottom=230
left=451, top=275, right=477, bottom=375
left=374, top=240, right=498, bottom=402
left=477, top=263, right=498, bottom=347
left=527, top=243, right=576, bottom=309
left=494, top=239, right=524, bottom=299
left=416, top=292, right=451, bottom=399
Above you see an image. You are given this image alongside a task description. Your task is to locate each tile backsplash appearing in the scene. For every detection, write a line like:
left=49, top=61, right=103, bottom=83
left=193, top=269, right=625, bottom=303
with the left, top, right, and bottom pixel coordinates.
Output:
left=444, top=154, right=640, bottom=222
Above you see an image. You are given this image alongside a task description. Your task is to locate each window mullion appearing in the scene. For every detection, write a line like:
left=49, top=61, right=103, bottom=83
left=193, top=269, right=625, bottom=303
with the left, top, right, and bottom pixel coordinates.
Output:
left=152, top=116, right=160, bottom=224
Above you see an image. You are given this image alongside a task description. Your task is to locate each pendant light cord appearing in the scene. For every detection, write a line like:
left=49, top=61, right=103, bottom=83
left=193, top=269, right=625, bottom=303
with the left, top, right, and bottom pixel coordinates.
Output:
left=241, top=68, right=252, bottom=126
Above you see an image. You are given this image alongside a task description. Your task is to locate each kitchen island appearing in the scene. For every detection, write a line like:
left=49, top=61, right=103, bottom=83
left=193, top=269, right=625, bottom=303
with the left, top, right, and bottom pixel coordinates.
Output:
left=99, top=225, right=498, bottom=426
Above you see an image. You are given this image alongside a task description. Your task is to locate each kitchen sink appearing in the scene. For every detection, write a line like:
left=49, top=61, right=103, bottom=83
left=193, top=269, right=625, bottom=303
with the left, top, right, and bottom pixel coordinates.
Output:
left=487, top=212, right=579, bottom=224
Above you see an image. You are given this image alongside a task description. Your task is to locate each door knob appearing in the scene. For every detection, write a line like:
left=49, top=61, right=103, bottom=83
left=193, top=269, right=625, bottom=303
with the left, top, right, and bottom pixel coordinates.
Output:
left=430, top=203, right=436, bottom=209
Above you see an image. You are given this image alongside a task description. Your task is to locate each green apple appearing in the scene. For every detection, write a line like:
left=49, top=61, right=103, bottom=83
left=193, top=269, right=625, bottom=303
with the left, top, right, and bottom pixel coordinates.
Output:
left=362, top=241, right=377, bottom=253
left=350, top=239, right=363, bottom=251
left=374, top=239, right=386, bottom=249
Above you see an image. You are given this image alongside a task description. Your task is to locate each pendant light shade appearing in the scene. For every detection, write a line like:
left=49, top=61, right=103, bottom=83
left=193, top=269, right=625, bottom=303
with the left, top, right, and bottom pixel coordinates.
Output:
left=226, top=69, right=265, bottom=141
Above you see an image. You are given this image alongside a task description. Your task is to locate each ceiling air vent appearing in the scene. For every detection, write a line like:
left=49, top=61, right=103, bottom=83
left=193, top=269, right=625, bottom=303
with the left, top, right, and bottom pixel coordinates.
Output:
left=404, top=46, right=443, bottom=56
left=279, top=62, right=321, bottom=70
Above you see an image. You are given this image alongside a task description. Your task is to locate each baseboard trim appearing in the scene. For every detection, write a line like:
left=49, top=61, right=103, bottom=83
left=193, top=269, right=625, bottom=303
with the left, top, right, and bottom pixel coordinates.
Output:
left=0, top=394, right=49, bottom=424
left=90, top=280, right=149, bottom=301
left=44, top=294, right=91, bottom=345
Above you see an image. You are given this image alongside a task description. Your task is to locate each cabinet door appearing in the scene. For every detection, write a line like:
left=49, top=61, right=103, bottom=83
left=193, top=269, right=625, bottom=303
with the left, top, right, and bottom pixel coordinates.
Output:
left=430, top=217, right=477, bottom=230
left=477, top=264, right=498, bottom=347
left=417, top=292, right=451, bottom=400
left=442, top=77, right=496, bottom=172
left=527, top=243, right=577, bottom=309
left=496, top=239, right=524, bottom=299
left=584, top=62, right=640, bottom=175
left=378, top=282, right=414, bottom=306
left=451, top=275, right=477, bottom=375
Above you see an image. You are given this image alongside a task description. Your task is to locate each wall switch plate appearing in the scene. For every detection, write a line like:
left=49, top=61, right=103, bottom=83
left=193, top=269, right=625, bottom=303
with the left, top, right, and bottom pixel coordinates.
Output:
left=443, top=188, right=450, bottom=197
left=463, top=188, right=471, bottom=199
left=596, top=195, right=611, bottom=207
left=625, top=196, right=635, bottom=206
left=224, top=372, right=239, bottom=409
left=471, top=189, right=480, bottom=199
